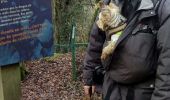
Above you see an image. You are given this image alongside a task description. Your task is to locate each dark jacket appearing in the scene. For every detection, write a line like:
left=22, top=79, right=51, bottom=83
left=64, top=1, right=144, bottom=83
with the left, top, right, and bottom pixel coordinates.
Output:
left=83, top=0, right=170, bottom=99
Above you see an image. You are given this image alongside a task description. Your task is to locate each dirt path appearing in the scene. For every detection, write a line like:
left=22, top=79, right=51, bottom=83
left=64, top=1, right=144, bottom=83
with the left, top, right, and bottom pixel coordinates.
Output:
left=21, top=53, right=85, bottom=100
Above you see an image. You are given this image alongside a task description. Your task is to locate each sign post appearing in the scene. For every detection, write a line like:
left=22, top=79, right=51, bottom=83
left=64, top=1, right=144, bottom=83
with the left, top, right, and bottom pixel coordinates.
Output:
left=0, top=64, right=21, bottom=100
left=0, top=68, right=4, bottom=100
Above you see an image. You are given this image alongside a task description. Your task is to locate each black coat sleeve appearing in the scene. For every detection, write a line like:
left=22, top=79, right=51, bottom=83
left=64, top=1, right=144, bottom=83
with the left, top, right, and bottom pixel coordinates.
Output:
left=83, top=22, right=106, bottom=85
left=151, top=0, right=170, bottom=99
left=83, top=0, right=112, bottom=86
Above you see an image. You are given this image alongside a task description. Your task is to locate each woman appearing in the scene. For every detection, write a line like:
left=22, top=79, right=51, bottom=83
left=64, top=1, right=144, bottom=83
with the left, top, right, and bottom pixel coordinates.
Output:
left=83, top=0, right=170, bottom=99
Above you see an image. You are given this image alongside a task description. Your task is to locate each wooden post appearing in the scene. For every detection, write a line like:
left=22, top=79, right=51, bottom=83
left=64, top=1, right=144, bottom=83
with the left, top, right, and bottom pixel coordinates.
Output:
left=0, top=63, right=21, bottom=100
left=0, top=69, right=4, bottom=100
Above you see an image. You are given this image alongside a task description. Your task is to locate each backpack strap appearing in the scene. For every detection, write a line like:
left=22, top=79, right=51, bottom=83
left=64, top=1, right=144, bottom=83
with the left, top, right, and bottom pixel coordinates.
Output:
left=154, top=0, right=161, bottom=10
left=152, top=0, right=162, bottom=31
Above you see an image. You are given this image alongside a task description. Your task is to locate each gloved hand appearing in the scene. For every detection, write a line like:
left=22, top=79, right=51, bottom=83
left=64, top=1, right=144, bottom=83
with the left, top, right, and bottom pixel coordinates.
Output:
left=93, top=66, right=105, bottom=85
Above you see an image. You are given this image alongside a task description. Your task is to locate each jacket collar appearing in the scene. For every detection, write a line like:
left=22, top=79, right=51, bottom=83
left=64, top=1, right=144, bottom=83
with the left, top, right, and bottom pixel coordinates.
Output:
left=137, top=0, right=154, bottom=11
left=114, top=0, right=156, bottom=50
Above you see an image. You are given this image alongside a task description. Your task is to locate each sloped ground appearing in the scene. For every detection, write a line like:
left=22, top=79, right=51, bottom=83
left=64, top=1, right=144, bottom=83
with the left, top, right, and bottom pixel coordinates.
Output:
left=21, top=52, right=85, bottom=100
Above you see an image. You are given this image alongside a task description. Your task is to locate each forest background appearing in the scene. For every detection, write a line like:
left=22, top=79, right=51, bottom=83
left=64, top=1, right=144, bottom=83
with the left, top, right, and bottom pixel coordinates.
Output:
left=21, top=0, right=102, bottom=99
left=54, top=0, right=100, bottom=52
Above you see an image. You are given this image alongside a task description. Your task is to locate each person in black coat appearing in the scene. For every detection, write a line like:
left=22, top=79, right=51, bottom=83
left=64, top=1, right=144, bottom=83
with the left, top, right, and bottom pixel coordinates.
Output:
left=83, top=0, right=170, bottom=99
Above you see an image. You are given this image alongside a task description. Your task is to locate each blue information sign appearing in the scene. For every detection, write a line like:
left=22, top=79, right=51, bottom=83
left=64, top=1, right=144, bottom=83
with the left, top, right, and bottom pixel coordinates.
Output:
left=0, top=0, right=54, bottom=66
